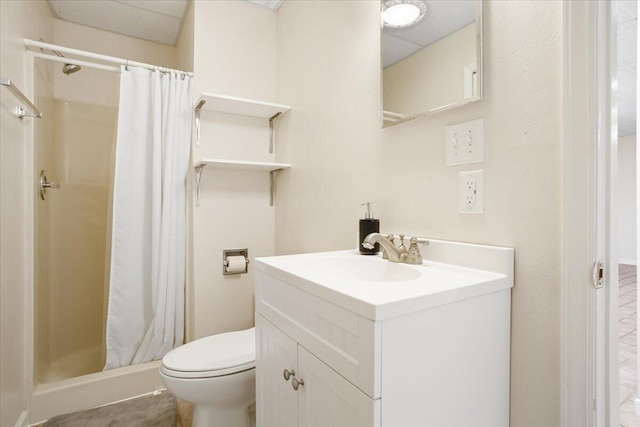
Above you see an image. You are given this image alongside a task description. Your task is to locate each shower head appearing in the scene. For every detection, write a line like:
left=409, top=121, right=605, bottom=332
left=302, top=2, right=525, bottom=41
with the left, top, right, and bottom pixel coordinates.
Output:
left=52, top=49, right=81, bottom=75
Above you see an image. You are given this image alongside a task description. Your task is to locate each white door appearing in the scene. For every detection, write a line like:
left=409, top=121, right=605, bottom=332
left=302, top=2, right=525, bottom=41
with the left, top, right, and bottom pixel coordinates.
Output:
left=256, top=314, right=298, bottom=427
left=297, top=346, right=379, bottom=427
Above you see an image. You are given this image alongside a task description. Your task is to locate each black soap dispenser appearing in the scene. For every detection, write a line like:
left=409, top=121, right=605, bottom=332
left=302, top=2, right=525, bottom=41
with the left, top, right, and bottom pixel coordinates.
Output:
left=359, top=202, right=380, bottom=255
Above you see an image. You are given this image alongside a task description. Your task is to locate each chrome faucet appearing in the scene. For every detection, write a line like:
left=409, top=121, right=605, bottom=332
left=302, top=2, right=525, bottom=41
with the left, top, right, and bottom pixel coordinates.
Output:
left=382, top=234, right=395, bottom=260
left=362, top=233, right=429, bottom=264
left=364, top=233, right=406, bottom=262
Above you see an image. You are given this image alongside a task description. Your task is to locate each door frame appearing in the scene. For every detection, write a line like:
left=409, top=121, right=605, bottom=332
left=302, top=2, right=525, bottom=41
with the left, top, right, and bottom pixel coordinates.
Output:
left=561, top=1, right=620, bottom=426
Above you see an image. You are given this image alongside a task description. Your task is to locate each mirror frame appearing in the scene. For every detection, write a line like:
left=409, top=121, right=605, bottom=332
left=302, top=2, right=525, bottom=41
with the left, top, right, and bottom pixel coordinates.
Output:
left=381, top=0, right=484, bottom=128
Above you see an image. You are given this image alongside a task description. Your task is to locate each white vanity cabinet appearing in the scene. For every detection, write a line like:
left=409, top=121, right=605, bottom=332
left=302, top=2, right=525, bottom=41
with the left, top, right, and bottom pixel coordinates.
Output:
left=255, top=242, right=514, bottom=427
left=255, top=314, right=297, bottom=427
left=256, top=314, right=379, bottom=427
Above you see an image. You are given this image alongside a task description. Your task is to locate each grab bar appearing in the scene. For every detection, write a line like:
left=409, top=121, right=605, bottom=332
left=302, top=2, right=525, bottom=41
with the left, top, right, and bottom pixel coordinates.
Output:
left=1, top=78, right=43, bottom=119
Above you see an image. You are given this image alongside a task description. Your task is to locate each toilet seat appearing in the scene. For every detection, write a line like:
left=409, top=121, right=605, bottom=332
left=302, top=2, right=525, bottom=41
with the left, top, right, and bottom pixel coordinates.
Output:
left=161, top=327, right=255, bottom=379
left=160, top=362, right=255, bottom=379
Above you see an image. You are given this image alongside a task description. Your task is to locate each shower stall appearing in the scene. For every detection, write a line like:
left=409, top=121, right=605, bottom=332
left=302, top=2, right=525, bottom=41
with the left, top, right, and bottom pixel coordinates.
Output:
left=28, top=38, right=193, bottom=422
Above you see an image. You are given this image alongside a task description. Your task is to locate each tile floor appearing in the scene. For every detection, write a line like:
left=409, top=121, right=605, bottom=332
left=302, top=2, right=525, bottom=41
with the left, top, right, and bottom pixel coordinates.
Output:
left=620, top=264, right=639, bottom=427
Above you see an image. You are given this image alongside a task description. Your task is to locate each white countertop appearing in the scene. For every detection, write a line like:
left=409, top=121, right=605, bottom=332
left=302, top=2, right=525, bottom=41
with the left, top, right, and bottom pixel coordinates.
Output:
left=254, top=243, right=514, bottom=321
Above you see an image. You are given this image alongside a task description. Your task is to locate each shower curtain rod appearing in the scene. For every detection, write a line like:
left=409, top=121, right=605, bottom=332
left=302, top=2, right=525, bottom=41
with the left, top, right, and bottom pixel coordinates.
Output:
left=31, top=52, right=120, bottom=73
left=24, top=39, right=194, bottom=77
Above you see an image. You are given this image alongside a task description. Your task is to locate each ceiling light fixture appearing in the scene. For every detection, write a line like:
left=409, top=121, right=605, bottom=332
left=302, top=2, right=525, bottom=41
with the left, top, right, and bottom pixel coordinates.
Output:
left=382, top=0, right=427, bottom=28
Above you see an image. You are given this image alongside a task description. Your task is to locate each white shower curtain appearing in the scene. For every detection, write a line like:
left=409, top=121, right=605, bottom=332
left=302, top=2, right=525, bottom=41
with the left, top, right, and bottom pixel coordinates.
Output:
left=105, top=66, right=193, bottom=370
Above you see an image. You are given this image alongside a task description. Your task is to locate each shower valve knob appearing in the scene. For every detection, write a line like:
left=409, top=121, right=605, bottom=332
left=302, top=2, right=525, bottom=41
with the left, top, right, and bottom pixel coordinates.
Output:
left=39, top=170, right=60, bottom=200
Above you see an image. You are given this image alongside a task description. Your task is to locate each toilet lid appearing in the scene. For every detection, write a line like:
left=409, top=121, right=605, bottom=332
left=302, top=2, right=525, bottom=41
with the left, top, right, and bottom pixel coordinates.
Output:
left=162, top=327, right=255, bottom=376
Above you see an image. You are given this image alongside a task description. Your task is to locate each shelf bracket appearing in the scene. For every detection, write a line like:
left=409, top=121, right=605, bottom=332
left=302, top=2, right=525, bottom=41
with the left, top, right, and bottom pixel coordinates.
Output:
left=194, top=164, right=205, bottom=207
left=194, top=99, right=206, bottom=148
left=269, top=112, right=282, bottom=154
left=270, top=168, right=284, bottom=207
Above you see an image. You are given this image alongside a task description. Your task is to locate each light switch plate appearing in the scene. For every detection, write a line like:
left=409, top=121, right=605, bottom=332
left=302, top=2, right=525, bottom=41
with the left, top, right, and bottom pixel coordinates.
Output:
left=445, top=119, right=484, bottom=166
left=459, top=170, right=484, bottom=214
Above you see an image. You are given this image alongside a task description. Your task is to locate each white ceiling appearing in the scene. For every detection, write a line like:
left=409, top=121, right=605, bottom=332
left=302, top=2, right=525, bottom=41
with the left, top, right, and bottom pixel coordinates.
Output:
left=382, top=0, right=476, bottom=68
left=48, top=0, right=282, bottom=46
left=48, top=0, right=191, bottom=45
left=617, top=0, right=637, bottom=137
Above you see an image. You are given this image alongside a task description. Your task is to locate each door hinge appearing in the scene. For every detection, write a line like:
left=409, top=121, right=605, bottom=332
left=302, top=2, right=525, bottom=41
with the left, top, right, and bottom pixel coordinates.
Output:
left=592, top=259, right=604, bottom=289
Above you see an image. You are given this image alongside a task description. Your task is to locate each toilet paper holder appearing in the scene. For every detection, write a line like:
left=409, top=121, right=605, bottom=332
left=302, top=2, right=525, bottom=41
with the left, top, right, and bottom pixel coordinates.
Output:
left=223, top=249, right=249, bottom=275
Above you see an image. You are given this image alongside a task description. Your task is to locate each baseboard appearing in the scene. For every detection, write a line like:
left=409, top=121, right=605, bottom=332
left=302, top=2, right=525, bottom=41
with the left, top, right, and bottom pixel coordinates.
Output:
left=619, top=259, right=637, bottom=266
left=14, top=410, right=28, bottom=427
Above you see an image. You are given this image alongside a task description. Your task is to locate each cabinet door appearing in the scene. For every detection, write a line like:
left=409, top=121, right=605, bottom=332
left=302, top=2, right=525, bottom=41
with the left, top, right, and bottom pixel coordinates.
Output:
left=256, top=314, right=298, bottom=427
left=297, top=346, right=380, bottom=427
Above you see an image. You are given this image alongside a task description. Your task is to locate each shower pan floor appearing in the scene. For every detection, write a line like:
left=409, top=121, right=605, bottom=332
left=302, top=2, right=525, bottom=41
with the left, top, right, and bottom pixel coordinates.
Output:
left=40, top=345, right=103, bottom=384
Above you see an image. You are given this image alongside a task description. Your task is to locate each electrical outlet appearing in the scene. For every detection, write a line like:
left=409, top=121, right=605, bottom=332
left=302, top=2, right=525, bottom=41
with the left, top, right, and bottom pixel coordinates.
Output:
left=446, top=119, right=484, bottom=166
left=459, top=170, right=484, bottom=214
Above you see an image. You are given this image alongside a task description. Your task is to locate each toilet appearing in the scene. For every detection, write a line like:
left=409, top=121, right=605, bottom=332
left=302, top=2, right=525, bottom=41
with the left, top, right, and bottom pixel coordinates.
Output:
left=160, top=327, right=256, bottom=427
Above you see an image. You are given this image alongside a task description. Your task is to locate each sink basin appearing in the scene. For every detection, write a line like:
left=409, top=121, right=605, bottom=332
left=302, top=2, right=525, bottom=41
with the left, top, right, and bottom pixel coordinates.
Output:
left=304, top=256, right=422, bottom=282
left=255, top=245, right=514, bottom=321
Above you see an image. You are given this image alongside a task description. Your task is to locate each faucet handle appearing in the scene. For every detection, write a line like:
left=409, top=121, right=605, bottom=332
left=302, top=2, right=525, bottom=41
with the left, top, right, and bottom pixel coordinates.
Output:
left=408, top=237, right=421, bottom=255
left=410, top=236, right=429, bottom=246
left=401, top=236, right=425, bottom=265
left=408, top=237, right=430, bottom=253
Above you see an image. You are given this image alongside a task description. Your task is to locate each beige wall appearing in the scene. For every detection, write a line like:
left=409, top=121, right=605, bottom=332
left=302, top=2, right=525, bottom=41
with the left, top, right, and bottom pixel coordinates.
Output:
left=176, top=1, right=194, bottom=73
left=618, top=135, right=637, bottom=264
left=275, top=1, right=561, bottom=426
left=1, top=1, right=54, bottom=426
left=191, top=0, right=277, bottom=338
left=193, top=1, right=275, bottom=101
left=383, top=23, right=476, bottom=117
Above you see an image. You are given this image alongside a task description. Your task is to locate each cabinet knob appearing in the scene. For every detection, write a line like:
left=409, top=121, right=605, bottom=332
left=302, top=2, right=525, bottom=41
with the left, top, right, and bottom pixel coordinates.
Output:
left=292, top=377, right=304, bottom=391
left=283, top=369, right=295, bottom=381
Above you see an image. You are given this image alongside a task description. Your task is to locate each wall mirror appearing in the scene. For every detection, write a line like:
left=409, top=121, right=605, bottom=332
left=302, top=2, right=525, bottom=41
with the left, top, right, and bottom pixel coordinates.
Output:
left=381, top=0, right=483, bottom=127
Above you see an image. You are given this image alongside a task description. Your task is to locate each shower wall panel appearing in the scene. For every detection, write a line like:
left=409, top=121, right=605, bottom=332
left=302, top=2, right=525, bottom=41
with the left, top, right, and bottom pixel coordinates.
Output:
left=36, top=99, right=116, bottom=383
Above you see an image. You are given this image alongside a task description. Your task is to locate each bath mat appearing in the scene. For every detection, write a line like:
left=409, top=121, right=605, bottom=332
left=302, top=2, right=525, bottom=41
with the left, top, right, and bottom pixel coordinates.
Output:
left=42, top=392, right=177, bottom=427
